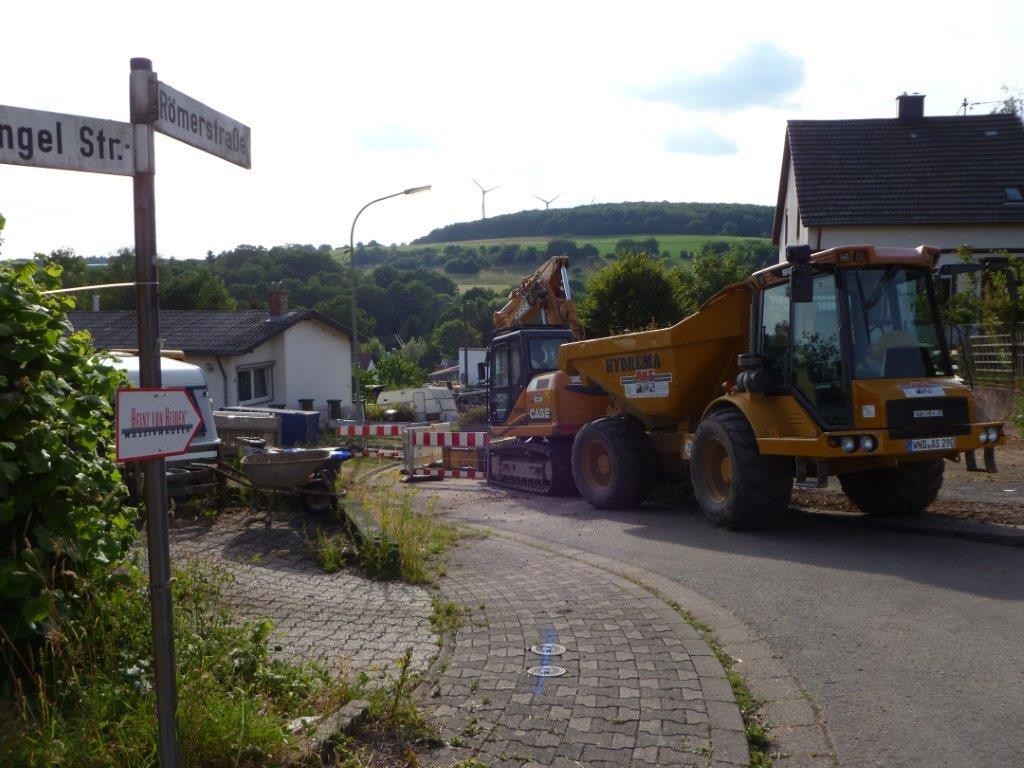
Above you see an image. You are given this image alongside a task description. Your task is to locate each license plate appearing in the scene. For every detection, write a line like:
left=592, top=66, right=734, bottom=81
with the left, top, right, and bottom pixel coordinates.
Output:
left=908, top=436, right=955, bottom=452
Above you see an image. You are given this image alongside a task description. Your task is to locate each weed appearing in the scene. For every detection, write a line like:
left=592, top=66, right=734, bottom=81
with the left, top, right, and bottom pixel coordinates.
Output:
left=311, top=527, right=351, bottom=574
left=359, top=647, right=441, bottom=748
left=430, top=597, right=464, bottom=648
left=449, top=735, right=468, bottom=748
left=356, top=489, right=459, bottom=584
left=469, top=679, right=479, bottom=693
left=0, top=559, right=350, bottom=767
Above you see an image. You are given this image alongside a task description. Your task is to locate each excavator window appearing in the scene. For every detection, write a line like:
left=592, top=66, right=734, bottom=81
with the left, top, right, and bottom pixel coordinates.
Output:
left=529, top=337, right=562, bottom=372
left=488, top=341, right=524, bottom=424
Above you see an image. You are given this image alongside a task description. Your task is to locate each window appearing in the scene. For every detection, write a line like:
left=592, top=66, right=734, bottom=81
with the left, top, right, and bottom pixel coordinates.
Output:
left=237, top=363, right=273, bottom=404
left=1005, top=186, right=1024, bottom=204
left=760, top=282, right=791, bottom=385
left=792, top=273, right=848, bottom=427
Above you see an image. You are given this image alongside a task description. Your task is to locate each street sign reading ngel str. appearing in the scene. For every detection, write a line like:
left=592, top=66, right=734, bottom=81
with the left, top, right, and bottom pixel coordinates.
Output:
left=0, top=104, right=134, bottom=175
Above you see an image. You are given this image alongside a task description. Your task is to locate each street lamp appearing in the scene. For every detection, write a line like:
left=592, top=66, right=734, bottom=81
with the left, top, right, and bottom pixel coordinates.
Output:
left=349, top=185, right=431, bottom=420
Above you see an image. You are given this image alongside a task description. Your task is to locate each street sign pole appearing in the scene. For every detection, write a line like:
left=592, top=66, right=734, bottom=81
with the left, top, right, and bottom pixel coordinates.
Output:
left=130, top=57, right=180, bottom=768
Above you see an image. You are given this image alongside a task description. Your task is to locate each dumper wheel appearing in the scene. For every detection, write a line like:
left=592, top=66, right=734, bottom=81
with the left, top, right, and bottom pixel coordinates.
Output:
left=838, top=460, right=943, bottom=517
left=690, top=409, right=792, bottom=529
left=572, top=416, right=656, bottom=509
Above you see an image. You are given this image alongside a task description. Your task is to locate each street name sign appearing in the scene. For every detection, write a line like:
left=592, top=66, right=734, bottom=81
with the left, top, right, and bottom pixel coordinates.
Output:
left=0, top=104, right=134, bottom=175
left=155, top=81, right=251, bottom=168
left=116, top=387, right=202, bottom=462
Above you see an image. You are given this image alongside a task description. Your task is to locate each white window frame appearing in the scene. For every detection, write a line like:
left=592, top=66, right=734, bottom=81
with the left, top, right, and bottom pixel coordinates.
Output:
left=237, top=362, right=274, bottom=405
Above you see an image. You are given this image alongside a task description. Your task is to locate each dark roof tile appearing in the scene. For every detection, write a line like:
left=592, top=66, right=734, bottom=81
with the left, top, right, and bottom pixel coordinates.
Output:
left=785, top=113, right=1024, bottom=228
left=69, top=309, right=351, bottom=355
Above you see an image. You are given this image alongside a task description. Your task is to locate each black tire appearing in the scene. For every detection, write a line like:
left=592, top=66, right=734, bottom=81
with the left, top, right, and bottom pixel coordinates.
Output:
left=572, top=416, right=656, bottom=509
left=690, top=409, right=792, bottom=529
left=303, top=467, right=338, bottom=514
left=838, top=460, right=943, bottom=517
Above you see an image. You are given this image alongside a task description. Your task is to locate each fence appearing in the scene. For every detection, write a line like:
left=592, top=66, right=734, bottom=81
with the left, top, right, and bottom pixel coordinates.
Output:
left=405, top=428, right=489, bottom=479
left=336, top=422, right=490, bottom=479
left=950, top=324, right=1024, bottom=387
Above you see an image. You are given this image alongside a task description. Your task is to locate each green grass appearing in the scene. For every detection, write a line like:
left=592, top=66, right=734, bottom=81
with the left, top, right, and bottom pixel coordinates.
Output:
left=407, top=233, right=766, bottom=257
left=348, top=484, right=460, bottom=584
left=407, top=233, right=770, bottom=294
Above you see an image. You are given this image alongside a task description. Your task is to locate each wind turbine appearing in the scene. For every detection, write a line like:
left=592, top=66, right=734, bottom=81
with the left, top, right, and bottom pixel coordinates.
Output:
left=532, top=193, right=561, bottom=210
left=473, top=178, right=501, bottom=219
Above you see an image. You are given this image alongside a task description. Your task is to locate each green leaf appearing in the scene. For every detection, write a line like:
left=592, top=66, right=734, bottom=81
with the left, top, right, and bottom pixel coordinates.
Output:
left=21, top=595, right=50, bottom=625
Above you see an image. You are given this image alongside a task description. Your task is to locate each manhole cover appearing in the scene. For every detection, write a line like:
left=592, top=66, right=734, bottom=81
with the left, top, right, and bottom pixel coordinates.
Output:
left=527, top=665, right=567, bottom=678
left=530, top=643, right=566, bottom=656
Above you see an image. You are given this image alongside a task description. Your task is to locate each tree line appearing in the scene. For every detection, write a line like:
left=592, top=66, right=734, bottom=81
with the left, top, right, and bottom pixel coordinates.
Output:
left=414, top=201, right=774, bottom=244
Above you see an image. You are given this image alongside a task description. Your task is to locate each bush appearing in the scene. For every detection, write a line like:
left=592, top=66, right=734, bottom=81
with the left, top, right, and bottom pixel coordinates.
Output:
left=0, top=262, right=135, bottom=647
left=365, top=402, right=417, bottom=422
left=457, top=406, right=489, bottom=430
left=1011, top=394, right=1024, bottom=435
left=0, top=561, right=348, bottom=767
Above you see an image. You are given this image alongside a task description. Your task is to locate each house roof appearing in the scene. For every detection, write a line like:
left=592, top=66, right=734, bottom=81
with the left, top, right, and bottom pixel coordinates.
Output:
left=773, top=113, right=1024, bottom=243
left=68, top=309, right=351, bottom=356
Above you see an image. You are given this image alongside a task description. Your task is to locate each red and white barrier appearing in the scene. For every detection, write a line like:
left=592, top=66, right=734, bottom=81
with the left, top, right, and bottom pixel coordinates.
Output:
left=338, top=423, right=490, bottom=480
left=338, top=423, right=405, bottom=438
left=408, top=431, right=489, bottom=447
left=414, top=467, right=485, bottom=479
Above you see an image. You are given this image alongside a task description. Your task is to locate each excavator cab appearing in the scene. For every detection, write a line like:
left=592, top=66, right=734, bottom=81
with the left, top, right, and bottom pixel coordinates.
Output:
left=487, top=326, right=576, bottom=425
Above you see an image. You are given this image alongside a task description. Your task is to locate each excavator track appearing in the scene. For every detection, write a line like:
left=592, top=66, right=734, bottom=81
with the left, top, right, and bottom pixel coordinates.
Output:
left=488, top=438, right=576, bottom=496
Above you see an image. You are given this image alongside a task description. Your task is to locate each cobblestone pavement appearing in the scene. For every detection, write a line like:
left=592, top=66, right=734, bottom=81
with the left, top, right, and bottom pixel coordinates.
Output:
left=422, top=535, right=747, bottom=768
left=167, top=509, right=437, bottom=676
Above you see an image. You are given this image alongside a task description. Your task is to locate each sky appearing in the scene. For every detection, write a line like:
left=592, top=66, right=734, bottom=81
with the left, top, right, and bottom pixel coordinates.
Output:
left=0, top=1, right=1021, bottom=262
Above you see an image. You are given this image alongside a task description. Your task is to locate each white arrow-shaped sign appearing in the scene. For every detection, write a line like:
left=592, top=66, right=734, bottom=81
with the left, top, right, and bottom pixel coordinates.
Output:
left=116, top=387, right=202, bottom=462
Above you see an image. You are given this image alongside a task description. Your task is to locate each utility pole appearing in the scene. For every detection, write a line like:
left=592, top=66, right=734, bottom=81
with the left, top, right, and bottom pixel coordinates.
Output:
left=462, top=301, right=469, bottom=385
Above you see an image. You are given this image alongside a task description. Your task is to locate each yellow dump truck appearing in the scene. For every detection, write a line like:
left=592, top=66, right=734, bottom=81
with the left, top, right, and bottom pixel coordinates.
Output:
left=557, top=244, right=1007, bottom=528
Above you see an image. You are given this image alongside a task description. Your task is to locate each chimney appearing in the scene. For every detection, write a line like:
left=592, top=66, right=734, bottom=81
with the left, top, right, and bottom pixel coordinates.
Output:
left=91, top=293, right=100, bottom=311
left=897, top=92, right=925, bottom=121
left=268, top=283, right=290, bottom=316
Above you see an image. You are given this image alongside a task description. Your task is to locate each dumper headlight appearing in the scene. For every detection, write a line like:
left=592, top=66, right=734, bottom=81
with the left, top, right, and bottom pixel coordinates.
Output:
left=979, top=430, right=989, bottom=444
left=840, top=436, right=857, bottom=453
left=859, top=435, right=877, bottom=452
left=986, top=427, right=1001, bottom=442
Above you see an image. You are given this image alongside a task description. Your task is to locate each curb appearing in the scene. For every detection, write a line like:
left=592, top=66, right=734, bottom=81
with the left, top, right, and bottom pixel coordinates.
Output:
left=462, top=524, right=839, bottom=768
left=789, top=507, right=1024, bottom=547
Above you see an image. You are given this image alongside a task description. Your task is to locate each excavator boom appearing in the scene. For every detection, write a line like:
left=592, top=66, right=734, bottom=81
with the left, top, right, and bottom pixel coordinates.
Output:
left=492, top=255, right=582, bottom=338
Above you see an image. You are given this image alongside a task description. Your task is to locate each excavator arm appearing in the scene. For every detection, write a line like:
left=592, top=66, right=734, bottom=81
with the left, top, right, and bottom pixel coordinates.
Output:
left=492, top=254, right=582, bottom=339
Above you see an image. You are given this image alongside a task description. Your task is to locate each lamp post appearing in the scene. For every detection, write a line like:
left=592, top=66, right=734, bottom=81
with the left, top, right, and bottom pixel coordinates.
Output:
left=349, top=185, right=431, bottom=420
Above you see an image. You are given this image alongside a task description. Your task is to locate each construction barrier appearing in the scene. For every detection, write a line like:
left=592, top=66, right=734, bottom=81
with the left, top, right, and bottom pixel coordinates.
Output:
left=337, top=423, right=406, bottom=438
left=405, top=426, right=489, bottom=480
left=335, top=423, right=490, bottom=479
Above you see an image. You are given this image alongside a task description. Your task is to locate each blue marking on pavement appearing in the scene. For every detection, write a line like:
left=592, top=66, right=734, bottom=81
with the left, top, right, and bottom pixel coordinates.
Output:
left=532, top=626, right=558, bottom=695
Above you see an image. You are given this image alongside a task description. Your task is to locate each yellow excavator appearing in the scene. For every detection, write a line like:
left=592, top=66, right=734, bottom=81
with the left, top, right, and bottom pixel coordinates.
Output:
left=485, top=255, right=606, bottom=493
left=486, top=245, right=1008, bottom=528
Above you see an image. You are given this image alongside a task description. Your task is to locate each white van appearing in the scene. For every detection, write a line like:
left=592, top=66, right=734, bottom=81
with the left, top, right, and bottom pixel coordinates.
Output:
left=106, top=353, right=221, bottom=462
left=377, top=386, right=458, bottom=423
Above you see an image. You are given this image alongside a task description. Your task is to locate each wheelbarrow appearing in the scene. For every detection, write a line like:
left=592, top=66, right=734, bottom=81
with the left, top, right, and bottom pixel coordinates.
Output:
left=210, top=447, right=351, bottom=523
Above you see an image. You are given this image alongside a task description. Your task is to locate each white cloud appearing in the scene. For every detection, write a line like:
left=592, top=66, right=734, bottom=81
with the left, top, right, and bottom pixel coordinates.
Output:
left=664, top=127, right=738, bottom=156
left=633, top=42, right=805, bottom=112
left=358, top=127, right=438, bottom=152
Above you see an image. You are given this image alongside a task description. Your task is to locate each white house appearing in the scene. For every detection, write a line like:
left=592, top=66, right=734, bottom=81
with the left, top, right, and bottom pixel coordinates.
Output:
left=774, top=93, right=1024, bottom=266
left=70, top=289, right=353, bottom=414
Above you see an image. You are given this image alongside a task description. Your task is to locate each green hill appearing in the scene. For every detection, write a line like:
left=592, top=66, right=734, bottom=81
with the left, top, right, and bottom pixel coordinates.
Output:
left=413, top=201, right=774, bottom=244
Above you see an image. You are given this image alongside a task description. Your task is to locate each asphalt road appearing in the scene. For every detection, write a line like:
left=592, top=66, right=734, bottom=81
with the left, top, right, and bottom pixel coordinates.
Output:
left=426, top=480, right=1024, bottom=768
